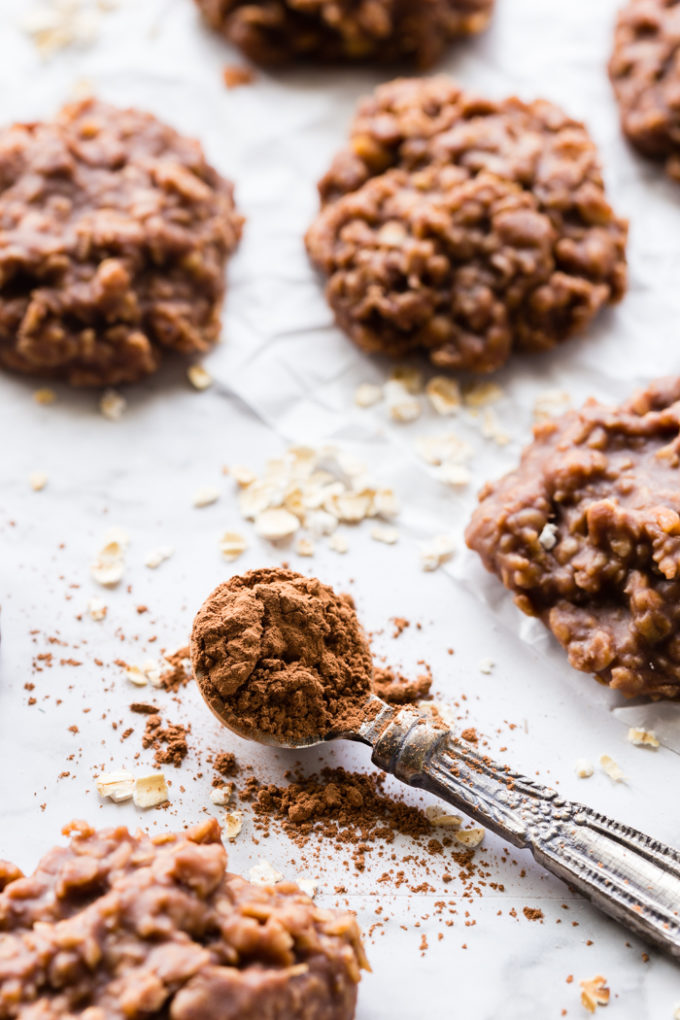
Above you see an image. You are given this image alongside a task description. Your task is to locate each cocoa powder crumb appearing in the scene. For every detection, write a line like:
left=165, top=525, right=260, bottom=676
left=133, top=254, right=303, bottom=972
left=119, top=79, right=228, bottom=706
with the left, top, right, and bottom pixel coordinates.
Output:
left=372, top=665, right=432, bottom=705
left=523, top=906, right=544, bottom=922
left=213, top=751, right=240, bottom=778
left=142, top=715, right=190, bottom=768
left=158, top=646, right=192, bottom=692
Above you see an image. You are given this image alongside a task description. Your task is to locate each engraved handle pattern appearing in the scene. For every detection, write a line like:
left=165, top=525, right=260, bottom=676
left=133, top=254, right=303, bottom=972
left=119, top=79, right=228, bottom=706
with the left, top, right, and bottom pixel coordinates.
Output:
left=370, top=710, right=680, bottom=958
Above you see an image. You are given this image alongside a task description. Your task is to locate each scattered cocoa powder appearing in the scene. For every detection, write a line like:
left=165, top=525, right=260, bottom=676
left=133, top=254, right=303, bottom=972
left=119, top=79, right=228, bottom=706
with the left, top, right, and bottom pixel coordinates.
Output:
left=142, top=715, right=190, bottom=767
left=222, top=65, right=257, bottom=88
left=191, top=569, right=374, bottom=744
left=523, top=906, right=544, bottom=922
left=213, top=751, right=240, bottom=778
left=372, top=666, right=432, bottom=705
left=158, top=646, right=192, bottom=692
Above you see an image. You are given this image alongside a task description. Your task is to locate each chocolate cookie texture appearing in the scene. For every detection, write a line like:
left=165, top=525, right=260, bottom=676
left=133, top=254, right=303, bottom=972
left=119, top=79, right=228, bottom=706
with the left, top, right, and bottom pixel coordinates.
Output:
left=191, top=568, right=373, bottom=745
left=306, top=77, right=628, bottom=374
left=0, top=818, right=367, bottom=1019
left=466, top=378, right=680, bottom=699
left=194, top=0, right=494, bottom=67
left=0, top=99, right=243, bottom=386
left=609, top=0, right=680, bottom=181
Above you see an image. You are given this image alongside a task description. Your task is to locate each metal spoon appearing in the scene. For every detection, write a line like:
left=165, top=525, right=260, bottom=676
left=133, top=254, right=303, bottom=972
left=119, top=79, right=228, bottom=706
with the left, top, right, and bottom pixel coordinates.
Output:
left=194, top=664, right=680, bottom=961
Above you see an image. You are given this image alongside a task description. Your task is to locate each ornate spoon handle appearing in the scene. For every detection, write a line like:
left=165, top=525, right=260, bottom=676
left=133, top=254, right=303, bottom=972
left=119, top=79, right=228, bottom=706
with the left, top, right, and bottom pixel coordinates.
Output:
left=369, top=707, right=680, bottom=958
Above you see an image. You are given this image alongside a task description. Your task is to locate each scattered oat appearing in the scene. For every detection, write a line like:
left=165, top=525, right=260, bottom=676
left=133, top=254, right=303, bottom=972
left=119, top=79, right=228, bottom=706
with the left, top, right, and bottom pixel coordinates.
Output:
left=415, top=432, right=471, bottom=467
left=538, top=522, right=558, bottom=550
left=385, top=380, right=422, bottom=423
left=232, top=464, right=257, bottom=487
left=248, top=858, right=283, bottom=885
left=187, top=364, right=213, bottom=390
left=390, top=365, right=423, bottom=394
left=355, top=382, right=383, bottom=408
left=533, top=389, right=572, bottom=422
left=28, top=471, right=48, bottom=492
left=125, top=660, right=161, bottom=688
left=437, top=463, right=471, bottom=487
left=370, top=524, right=399, bottom=545
left=295, top=537, right=315, bottom=557
left=95, top=770, right=134, bottom=803
left=255, top=507, right=300, bottom=540
left=219, top=530, right=248, bottom=560
left=454, top=827, right=485, bottom=848
left=419, top=534, right=455, bottom=571
left=426, top=376, right=461, bottom=415
left=307, top=509, right=337, bottom=536
left=425, top=806, right=463, bottom=829
left=373, top=489, right=399, bottom=518
left=133, top=772, right=169, bottom=809
left=297, top=878, right=318, bottom=899
left=22, top=0, right=115, bottom=58
left=463, top=382, right=503, bottom=408
left=579, top=975, right=610, bottom=1013
left=33, top=387, right=56, bottom=405
left=210, top=784, right=234, bottom=807
left=193, top=485, right=220, bottom=508
left=599, top=754, right=625, bottom=783
left=144, top=546, right=174, bottom=569
left=329, top=533, right=349, bottom=554
left=627, top=727, right=660, bottom=749
left=481, top=408, right=510, bottom=445
left=90, top=528, right=129, bottom=587
left=479, top=659, right=495, bottom=675
left=575, top=759, right=594, bottom=779
left=87, top=597, right=107, bottom=622
left=100, top=388, right=126, bottom=421
left=224, top=810, right=244, bottom=840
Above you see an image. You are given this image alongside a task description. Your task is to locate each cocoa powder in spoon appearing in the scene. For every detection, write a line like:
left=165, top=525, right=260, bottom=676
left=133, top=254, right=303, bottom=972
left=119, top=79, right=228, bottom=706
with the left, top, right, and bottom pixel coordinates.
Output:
left=191, top=568, right=375, bottom=744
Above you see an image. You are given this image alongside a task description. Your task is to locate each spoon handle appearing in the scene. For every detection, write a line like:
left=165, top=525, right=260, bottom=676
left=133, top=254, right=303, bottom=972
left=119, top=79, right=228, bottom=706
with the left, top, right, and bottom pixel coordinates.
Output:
left=370, top=708, right=680, bottom=959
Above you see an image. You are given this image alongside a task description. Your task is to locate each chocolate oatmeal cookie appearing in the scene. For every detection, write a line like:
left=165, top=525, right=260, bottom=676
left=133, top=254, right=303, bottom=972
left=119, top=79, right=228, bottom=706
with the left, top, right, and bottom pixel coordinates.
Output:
left=0, top=818, right=367, bottom=1019
left=609, top=0, right=680, bottom=181
left=306, top=77, right=627, bottom=373
left=466, top=378, right=680, bottom=699
left=0, top=99, right=243, bottom=387
left=194, top=0, right=494, bottom=67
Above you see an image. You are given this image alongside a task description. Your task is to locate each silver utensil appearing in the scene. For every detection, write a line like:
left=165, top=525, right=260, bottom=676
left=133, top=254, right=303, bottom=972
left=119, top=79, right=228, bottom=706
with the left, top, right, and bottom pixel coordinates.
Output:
left=199, top=679, right=680, bottom=961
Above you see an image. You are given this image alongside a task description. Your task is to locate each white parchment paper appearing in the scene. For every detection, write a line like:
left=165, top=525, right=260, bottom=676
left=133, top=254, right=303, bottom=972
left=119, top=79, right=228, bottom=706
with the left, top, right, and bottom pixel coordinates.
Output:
left=1, top=0, right=680, bottom=1016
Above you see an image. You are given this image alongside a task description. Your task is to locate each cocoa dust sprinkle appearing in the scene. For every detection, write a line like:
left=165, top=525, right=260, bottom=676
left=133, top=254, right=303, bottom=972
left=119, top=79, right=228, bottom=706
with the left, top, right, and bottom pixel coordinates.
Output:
left=142, top=715, right=190, bottom=767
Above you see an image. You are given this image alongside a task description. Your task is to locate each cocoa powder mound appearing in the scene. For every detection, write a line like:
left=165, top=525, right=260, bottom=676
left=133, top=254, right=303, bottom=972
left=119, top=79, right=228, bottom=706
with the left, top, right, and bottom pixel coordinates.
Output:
left=191, top=569, right=373, bottom=744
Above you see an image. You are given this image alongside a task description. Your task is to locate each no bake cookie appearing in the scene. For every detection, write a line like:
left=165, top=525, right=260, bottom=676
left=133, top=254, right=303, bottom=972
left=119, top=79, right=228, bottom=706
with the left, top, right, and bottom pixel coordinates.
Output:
left=306, top=77, right=628, bottom=373
left=610, top=0, right=680, bottom=181
left=0, top=98, right=242, bottom=386
left=0, top=818, right=366, bottom=1019
left=466, top=378, right=680, bottom=698
left=194, top=0, right=494, bottom=67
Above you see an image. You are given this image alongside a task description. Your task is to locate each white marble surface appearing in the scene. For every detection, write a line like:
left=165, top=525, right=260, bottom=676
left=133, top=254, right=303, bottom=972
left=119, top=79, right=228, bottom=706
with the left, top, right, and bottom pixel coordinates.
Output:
left=1, top=0, right=680, bottom=1016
